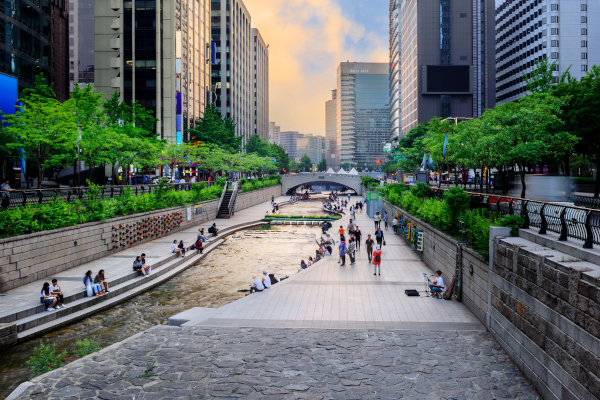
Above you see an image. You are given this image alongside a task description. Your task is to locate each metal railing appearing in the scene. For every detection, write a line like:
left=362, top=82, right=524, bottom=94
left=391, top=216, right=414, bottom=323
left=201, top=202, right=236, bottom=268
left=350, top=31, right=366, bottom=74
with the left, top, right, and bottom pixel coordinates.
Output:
left=0, top=181, right=215, bottom=209
left=428, top=187, right=600, bottom=249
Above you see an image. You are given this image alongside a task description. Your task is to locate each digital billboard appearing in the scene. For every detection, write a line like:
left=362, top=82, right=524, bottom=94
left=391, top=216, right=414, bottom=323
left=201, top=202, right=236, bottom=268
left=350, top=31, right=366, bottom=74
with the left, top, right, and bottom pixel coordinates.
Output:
left=422, top=65, right=472, bottom=94
left=0, top=72, right=18, bottom=116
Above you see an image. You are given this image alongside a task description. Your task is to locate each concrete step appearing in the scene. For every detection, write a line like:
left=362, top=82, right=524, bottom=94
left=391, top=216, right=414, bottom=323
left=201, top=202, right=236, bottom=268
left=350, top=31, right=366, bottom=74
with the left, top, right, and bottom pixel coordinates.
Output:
left=10, top=220, right=265, bottom=343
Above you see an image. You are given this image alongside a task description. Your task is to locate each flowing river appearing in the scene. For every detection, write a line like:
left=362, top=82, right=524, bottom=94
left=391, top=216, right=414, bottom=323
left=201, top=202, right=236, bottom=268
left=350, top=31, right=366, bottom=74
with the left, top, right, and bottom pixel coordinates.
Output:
left=0, top=200, right=326, bottom=398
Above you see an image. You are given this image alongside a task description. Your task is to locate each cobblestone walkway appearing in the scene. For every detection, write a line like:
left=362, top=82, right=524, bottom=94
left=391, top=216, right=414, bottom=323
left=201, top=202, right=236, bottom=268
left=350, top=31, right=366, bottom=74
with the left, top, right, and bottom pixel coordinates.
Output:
left=17, top=325, right=538, bottom=399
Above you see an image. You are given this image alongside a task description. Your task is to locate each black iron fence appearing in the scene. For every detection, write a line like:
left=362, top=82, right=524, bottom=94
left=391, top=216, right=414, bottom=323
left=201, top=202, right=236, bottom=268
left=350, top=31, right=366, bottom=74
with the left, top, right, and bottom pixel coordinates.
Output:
left=0, top=182, right=215, bottom=209
left=429, top=187, right=600, bottom=249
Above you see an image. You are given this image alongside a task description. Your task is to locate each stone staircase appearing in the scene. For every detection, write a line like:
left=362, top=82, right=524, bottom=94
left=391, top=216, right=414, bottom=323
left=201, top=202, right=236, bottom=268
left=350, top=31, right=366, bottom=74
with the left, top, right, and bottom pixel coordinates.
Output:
left=0, top=220, right=264, bottom=344
left=217, top=181, right=239, bottom=218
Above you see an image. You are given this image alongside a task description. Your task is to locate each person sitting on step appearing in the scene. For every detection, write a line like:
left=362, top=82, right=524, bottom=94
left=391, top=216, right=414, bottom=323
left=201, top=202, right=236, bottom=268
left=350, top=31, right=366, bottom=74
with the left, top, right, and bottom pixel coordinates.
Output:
left=40, top=282, right=58, bottom=311
left=84, top=270, right=103, bottom=296
left=208, top=223, right=219, bottom=237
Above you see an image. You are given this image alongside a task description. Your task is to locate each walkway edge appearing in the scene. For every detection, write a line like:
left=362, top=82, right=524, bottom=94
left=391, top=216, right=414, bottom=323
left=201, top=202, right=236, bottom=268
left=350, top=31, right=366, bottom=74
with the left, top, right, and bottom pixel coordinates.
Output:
left=15, top=220, right=265, bottom=343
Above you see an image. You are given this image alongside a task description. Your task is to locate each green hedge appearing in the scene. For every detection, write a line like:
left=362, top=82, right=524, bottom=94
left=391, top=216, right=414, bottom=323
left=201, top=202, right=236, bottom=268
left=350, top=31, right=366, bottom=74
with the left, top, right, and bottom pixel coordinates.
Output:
left=386, top=185, right=522, bottom=258
left=239, top=175, right=281, bottom=192
left=0, top=181, right=224, bottom=238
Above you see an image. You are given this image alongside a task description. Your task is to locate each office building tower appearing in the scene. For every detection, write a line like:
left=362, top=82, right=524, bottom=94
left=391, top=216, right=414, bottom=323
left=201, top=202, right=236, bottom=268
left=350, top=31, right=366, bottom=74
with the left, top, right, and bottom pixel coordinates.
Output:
left=279, top=131, right=304, bottom=159
left=1, top=0, right=70, bottom=101
left=336, top=62, right=390, bottom=168
left=395, top=0, right=495, bottom=134
left=252, top=28, right=269, bottom=140
left=211, top=0, right=253, bottom=146
left=297, top=134, right=326, bottom=165
left=268, top=121, right=280, bottom=144
left=496, top=0, right=600, bottom=104
left=69, top=0, right=95, bottom=90
left=325, top=89, right=338, bottom=169
left=389, top=0, right=401, bottom=141
left=95, top=0, right=211, bottom=142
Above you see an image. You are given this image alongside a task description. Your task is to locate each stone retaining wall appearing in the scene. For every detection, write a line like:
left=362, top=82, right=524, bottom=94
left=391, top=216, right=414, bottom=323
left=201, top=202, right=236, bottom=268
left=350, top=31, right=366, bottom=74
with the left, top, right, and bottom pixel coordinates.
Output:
left=382, top=200, right=489, bottom=323
left=234, top=185, right=281, bottom=213
left=490, top=239, right=600, bottom=400
left=0, top=185, right=281, bottom=292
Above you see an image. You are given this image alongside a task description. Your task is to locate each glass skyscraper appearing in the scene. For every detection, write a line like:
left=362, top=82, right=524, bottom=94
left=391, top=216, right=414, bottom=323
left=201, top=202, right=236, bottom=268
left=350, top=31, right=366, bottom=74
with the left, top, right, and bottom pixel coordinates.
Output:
left=336, top=62, right=390, bottom=169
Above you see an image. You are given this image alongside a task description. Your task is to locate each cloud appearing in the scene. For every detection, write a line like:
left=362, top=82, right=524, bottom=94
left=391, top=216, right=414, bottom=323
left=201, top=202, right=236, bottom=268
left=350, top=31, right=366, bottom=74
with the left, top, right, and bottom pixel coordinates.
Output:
left=245, top=0, right=388, bottom=136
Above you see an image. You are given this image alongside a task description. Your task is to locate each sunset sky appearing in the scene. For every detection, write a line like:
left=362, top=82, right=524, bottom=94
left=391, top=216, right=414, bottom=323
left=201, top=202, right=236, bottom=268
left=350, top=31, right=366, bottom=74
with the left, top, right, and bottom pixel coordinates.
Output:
left=244, top=0, right=389, bottom=137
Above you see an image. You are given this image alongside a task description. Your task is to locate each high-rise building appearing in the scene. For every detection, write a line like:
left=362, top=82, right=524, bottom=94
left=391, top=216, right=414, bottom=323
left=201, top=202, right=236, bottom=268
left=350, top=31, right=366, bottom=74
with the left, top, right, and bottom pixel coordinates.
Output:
left=69, top=0, right=95, bottom=90
left=297, top=134, right=326, bottom=165
left=336, top=62, right=390, bottom=168
left=325, top=89, right=338, bottom=169
left=95, top=0, right=211, bottom=142
left=1, top=0, right=70, bottom=101
left=279, top=131, right=304, bottom=159
left=211, top=0, right=253, bottom=146
left=252, top=28, right=269, bottom=140
left=389, top=0, right=401, bottom=141
left=395, top=0, right=495, bottom=134
left=496, top=0, right=600, bottom=104
left=268, top=121, right=280, bottom=144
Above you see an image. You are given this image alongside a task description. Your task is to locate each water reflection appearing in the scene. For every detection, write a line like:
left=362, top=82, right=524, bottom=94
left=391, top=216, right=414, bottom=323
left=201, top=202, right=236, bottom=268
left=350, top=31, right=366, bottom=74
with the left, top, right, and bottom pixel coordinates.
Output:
left=0, top=201, right=325, bottom=398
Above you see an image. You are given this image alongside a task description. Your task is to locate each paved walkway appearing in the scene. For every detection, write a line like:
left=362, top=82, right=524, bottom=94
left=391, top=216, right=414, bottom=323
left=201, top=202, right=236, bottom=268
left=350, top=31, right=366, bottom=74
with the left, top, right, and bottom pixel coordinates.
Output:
left=0, top=196, right=288, bottom=319
left=10, top=196, right=539, bottom=399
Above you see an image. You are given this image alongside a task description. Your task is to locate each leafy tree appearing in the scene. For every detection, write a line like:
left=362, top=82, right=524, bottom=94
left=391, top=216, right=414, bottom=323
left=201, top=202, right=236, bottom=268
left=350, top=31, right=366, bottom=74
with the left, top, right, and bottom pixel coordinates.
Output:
left=245, top=134, right=270, bottom=155
left=524, top=57, right=557, bottom=93
left=317, top=158, right=327, bottom=172
left=288, top=158, right=299, bottom=173
left=299, top=154, right=313, bottom=172
left=187, top=105, right=241, bottom=152
left=3, top=75, right=76, bottom=187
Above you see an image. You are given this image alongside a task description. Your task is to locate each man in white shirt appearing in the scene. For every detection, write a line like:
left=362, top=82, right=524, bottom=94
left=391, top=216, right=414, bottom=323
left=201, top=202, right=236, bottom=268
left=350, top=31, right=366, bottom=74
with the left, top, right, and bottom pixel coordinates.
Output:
left=262, top=271, right=271, bottom=289
left=429, top=270, right=445, bottom=298
left=250, top=276, right=265, bottom=293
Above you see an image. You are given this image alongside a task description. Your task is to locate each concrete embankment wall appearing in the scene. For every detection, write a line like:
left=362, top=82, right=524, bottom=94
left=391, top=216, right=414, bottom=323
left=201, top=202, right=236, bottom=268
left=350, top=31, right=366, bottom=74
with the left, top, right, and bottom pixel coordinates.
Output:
left=0, top=185, right=281, bottom=292
left=382, top=200, right=489, bottom=323
left=383, top=199, right=600, bottom=400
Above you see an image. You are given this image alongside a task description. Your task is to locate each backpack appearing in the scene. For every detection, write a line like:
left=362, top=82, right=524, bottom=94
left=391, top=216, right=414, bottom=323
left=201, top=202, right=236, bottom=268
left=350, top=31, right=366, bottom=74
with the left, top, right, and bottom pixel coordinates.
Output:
left=374, top=253, right=381, bottom=263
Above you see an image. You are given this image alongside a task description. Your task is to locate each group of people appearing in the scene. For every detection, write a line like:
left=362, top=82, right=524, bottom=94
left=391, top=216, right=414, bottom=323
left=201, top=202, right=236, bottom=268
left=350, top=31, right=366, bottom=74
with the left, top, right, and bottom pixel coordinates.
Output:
left=335, top=212, right=384, bottom=275
left=40, top=268, right=110, bottom=311
left=133, top=253, right=152, bottom=276
left=300, top=237, right=334, bottom=271
left=249, top=271, right=285, bottom=293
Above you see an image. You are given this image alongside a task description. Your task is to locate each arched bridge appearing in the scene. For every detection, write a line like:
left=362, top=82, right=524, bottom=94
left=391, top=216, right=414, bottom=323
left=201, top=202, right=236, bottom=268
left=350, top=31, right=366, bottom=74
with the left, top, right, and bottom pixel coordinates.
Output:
left=281, top=173, right=363, bottom=195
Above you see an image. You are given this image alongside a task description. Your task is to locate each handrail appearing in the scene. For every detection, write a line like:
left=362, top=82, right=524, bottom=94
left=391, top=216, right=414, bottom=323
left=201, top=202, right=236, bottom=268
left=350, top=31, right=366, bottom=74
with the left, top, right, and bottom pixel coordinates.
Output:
left=227, top=181, right=239, bottom=217
left=0, top=181, right=214, bottom=209
left=395, top=184, right=600, bottom=250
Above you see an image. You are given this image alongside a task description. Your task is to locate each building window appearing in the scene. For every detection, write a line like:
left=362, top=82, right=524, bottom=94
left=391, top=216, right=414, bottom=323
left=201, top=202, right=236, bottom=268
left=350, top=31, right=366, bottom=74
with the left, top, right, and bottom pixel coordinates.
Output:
left=551, top=16, right=559, bottom=23
left=581, top=4, right=587, bottom=11
left=551, top=52, right=559, bottom=59
left=582, top=64, right=588, bottom=72
left=551, top=3, right=559, bottom=11
left=581, top=16, right=587, bottom=23
left=582, top=40, right=588, bottom=47
left=582, top=52, right=588, bottom=59
left=582, top=28, right=588, bottom=35
left=551, top=28, right=559, bottom=35
left=551, top=40, right=559, bottom=47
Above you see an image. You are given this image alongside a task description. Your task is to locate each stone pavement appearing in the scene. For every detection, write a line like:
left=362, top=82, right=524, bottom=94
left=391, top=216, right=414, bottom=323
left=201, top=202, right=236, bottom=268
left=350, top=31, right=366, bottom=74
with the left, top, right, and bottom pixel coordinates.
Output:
left=15, top=325, right=538, bottom=399
left=9, top=195, right=540, bottom=399
left=0, top=196, right=288, bottom=319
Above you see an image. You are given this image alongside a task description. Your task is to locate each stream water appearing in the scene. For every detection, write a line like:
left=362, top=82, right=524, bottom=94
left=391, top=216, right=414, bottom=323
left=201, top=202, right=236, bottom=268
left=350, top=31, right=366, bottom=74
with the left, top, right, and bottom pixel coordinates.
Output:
left=0, top=200, right=326, bottom=398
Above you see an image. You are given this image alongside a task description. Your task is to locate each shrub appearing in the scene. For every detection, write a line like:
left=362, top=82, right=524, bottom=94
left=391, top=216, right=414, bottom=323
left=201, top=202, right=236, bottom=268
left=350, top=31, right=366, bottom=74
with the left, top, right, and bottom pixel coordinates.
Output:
left=26, top=343, right=67, bottom=376
left=410, top=182, right=431, bottom=198
left=498, top=214, right=524, bottom=236
left=73, top=337, right=102, bottom=357
left=444, top=187, right=470, bottom=230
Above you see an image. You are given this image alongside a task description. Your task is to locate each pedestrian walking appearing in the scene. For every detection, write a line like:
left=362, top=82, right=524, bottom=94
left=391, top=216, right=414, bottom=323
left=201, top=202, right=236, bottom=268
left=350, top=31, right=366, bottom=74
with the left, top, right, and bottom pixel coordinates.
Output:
left=383, top=211, right=389, bottom=230
left=375, top=226, right=384, bottom=246
left=347, top=238, right=356, bottom=265
left=373, top=245, right=382, bottom=276
left=374, top=212, right=381, bottom=228
left=365, top=234, right=374, bottom=263
left=338, top=240, right=346, bottom=266
left=354, top=226, right=362, bottom=250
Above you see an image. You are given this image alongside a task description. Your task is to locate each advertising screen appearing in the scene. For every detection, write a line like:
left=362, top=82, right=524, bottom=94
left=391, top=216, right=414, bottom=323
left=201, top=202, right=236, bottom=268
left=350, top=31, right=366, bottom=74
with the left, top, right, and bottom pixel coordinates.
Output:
left=0, top=72, right=18, bottom=116
left=423, top=65, right=471, bottom=94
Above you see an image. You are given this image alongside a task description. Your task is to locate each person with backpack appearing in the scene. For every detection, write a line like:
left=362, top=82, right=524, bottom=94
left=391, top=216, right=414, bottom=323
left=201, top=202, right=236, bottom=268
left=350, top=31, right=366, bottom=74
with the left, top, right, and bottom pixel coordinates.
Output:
left=373, top=245, right=382, bottom=276
left=375, top=226, right=384, bottom=246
